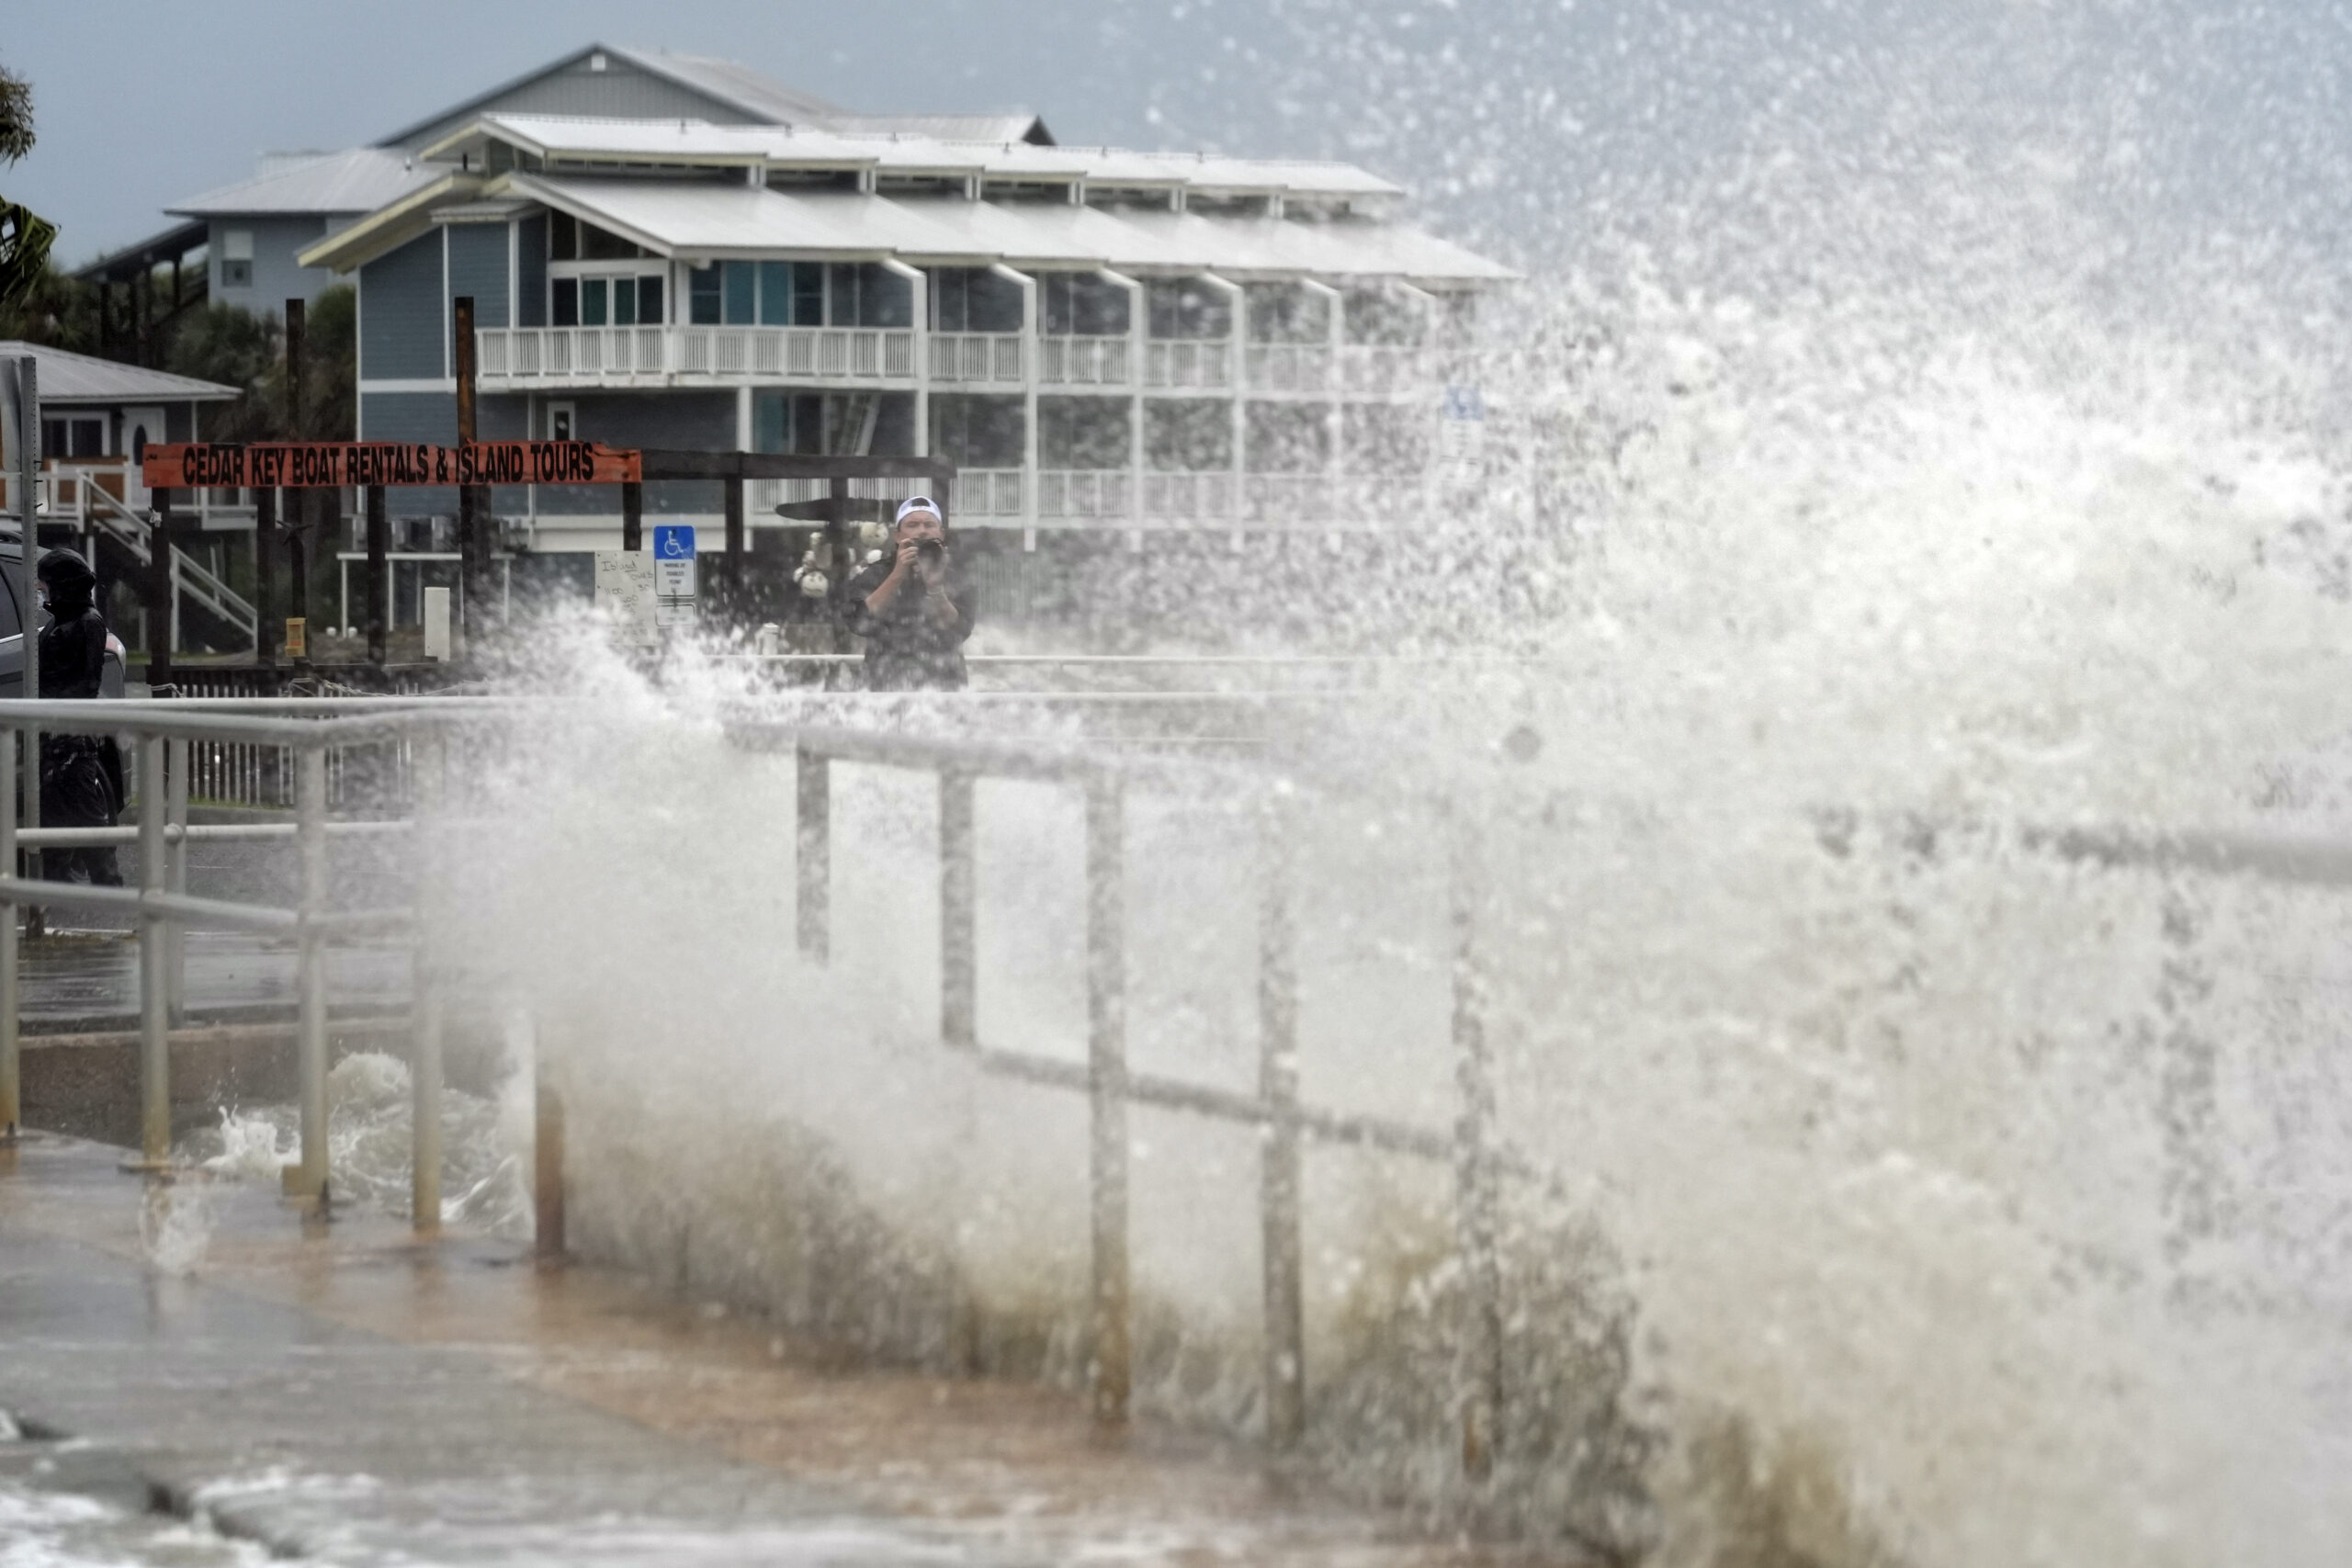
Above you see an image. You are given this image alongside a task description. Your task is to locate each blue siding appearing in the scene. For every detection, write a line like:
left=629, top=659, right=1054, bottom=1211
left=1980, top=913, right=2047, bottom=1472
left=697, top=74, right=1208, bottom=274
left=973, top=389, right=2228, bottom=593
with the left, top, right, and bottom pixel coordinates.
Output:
left=515, top=216, right=548, bottom=327
left=209, top=216, right=334, bottom=315
left=536, top=392, right=735, bottom=516
left=359, top=232, right=446, bottom=381
left=446, top=223, right=509, bottom=330
left=358, top=391, right=458, bottom=514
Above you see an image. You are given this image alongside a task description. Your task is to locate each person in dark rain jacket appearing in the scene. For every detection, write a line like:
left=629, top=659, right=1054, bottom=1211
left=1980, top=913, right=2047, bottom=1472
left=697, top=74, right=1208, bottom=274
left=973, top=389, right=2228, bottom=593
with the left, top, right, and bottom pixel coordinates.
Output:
left=36, top=549, right=124, bottom=886
left=840, top=496, right=975, bottom=692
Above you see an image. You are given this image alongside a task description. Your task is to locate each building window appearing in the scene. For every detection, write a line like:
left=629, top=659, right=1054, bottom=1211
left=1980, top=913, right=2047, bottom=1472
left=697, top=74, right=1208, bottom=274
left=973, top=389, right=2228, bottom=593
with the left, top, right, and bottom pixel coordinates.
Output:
left=933, top=267, right=1024, bottom=334
left=757, top=262, right=822, bottom=326
left=548, top=211, right=645, bottom=264
left=547, top=402, right=576, bottom=442
left=553, top=271, right=659, bottom=328
left=1041, top=272, right=1127, bottom=336
left=722, top=261, right=756, bottom=325
left=1147, top=278, right=1232, bottom=341
left=42, top=416, right=107, bottom=458
left=689, top=265, right=722, bottom=324
left=221, top=228, right=254, bottom=288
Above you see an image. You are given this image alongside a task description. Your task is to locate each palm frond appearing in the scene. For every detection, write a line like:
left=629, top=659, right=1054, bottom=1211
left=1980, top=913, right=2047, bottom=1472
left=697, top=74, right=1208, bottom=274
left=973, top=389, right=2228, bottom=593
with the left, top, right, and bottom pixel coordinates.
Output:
left=0, top=198, right=58, bottom=311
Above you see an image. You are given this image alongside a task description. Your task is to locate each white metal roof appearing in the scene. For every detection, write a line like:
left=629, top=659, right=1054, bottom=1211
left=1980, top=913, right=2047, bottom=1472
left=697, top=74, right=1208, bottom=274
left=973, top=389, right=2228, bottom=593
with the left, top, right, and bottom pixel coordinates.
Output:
left=421, top=115, right=1405, bottom=203
left=829, top=113, right=1050, bottom=145
left=493, top=175, right=1513, bottom=285
left=168, top=148, right=441, bottom=218
left=0, top=342, right=240, bottom=404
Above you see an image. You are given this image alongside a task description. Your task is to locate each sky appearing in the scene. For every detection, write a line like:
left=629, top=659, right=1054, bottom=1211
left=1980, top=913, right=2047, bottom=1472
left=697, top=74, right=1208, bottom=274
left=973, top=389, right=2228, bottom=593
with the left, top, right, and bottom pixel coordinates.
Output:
left=5, top=1, right=2349, bottom=279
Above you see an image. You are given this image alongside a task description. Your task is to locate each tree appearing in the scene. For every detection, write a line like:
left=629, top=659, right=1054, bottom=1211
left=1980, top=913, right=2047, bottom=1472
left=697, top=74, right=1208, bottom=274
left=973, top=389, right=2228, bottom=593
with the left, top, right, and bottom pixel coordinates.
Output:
left=161, top=284, right=356, bottom=443
left=166, top=302, right=278, bottom=441
left=0, top=60, right=57, bottom=313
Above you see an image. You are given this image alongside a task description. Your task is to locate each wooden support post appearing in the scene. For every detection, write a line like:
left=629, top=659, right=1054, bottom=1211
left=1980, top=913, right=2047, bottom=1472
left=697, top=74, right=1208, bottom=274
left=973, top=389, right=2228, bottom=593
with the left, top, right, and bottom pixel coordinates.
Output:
left=1087, top=778, right=1132, bottom=1427
left=621, top=481, right=643, bottom=555
left=796, top=742, right=830, bottom=964
left=147, top=491, right=175, bottom=690
left=284, top=299, right=311, bottom=669
left=454, top=296, right=485, bottom=648
left=940, top=768, right=976, bottom=1047
left=722, top=473, right=745, bottom=624
left=1259, top=789, right=1306, bottom=1450
left=366, top=485, right=389, bottom=667
left=254, top=486, right=278, bottom=671
left=1451, top=819, right=1504, bottom=1482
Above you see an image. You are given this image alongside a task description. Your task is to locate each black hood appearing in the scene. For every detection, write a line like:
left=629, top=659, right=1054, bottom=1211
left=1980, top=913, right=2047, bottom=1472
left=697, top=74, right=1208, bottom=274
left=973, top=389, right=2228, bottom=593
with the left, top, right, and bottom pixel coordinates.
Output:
left=37, top=549, right=96, bottom=619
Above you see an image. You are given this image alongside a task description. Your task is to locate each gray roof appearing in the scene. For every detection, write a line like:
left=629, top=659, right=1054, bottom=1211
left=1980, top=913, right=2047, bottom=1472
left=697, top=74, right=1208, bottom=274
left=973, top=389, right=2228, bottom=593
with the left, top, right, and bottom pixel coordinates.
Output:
left=169, top=148, right=440, bottom=218
left=373, top=42, right=841, bottom=149
left=0, top=343, right=241, bottom=404
left=829, top=113, right=1054, bottom=146
left=622, top=47, right=842, bottom=126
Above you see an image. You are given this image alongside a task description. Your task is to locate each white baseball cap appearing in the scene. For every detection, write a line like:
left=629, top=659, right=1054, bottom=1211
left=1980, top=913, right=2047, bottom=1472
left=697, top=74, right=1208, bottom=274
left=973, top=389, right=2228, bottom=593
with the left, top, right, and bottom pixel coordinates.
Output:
left=894, top=495, right=943, bottom=525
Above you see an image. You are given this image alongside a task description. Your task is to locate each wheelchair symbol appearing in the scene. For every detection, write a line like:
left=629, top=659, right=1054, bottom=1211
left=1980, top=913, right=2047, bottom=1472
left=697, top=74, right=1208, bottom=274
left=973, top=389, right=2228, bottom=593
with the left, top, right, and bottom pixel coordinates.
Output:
left=656, top=530, right=694, bottom=558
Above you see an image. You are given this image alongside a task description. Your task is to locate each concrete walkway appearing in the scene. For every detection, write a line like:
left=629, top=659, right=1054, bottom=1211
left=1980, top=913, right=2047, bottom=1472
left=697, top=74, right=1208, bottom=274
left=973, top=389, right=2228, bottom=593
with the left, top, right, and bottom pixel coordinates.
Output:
left=0, top=1134, right=1572, bottom=1567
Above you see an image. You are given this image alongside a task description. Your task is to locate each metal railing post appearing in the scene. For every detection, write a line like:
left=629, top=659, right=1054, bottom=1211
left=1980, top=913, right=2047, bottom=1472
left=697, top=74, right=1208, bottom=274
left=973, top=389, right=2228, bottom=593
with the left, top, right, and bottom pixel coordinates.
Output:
left=164, top=735, right=188, bottom=1024
left=1258, top=788, right=1306, bottom=1450
left=1450, top=817, right=1504, bottom=1482
left=135, top=732, right=171, bottom=1170
left=0, top=728, right=17, bottom=1140
left=410, top=729, right=446, bottom=1234
left=285, top=743, right=330, bottom=1203
left=1086, top=776, right=1131, bottom=1426
left=940, top=767, right=976, bottom=1046
left=796, top=741, right=830, bottom=964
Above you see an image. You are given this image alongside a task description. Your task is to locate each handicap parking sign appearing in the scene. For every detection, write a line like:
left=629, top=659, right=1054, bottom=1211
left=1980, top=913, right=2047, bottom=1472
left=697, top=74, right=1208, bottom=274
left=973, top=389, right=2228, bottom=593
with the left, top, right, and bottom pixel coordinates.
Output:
left=650, top=525, right=698, bottom=626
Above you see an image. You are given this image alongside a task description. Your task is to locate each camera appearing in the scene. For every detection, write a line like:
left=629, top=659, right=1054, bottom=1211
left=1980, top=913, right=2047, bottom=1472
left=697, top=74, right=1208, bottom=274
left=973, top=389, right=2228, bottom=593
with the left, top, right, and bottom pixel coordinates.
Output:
left=916, top=539, right=944, bottom=562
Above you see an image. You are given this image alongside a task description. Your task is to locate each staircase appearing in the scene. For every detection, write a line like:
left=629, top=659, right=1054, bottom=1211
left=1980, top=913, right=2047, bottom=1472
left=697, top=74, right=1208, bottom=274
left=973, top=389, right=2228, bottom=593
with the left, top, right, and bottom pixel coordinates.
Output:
left=51, top=465, right=258, bottom=656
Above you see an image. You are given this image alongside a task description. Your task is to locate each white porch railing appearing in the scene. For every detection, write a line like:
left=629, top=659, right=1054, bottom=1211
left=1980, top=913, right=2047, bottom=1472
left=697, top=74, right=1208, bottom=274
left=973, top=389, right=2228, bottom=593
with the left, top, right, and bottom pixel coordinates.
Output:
left=948, top=469, right=1025, bottom=521
left=1245, top=344, right=1333, bottom=394
left=480, top=326, right=917, bottom=388
left=928, top=333, right=1025, bottom=386
left=1143, top=341, right=1234, bottom=391
left=1340, top=345, right=1431, bottom=395
left=1039, top=336, right=1130, bottom=388
left=747, top=474, right=937, bottom=519
left=1140, top=471, right=1238, bottom=521
left=1035, top=470, right=1132, bottom=522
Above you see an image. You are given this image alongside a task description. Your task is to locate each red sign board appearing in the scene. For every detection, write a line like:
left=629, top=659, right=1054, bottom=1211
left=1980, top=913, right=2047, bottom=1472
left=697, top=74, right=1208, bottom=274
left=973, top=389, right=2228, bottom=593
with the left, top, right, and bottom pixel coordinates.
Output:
left=141, top=441, right=642, bottom=489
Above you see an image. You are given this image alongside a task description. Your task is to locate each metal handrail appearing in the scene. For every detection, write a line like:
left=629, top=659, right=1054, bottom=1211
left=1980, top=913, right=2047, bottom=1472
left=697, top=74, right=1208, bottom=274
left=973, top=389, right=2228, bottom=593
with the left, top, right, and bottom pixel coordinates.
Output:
left=0, top=699, right=454, bottom=1224
left=755, top=717, right=1513, bottom=1454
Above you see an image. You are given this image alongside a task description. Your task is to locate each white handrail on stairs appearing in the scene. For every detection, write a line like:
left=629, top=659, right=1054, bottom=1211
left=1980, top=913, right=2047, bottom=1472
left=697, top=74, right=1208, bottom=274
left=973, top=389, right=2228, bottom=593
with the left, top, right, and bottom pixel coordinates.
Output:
left=51, top=464, right=260, bottom=651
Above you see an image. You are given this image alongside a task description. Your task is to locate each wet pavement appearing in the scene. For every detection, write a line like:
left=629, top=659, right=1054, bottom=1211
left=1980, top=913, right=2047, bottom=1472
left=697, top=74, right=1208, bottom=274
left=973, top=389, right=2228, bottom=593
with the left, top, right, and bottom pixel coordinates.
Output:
left=0, top=1134, right=1578, bottom=1566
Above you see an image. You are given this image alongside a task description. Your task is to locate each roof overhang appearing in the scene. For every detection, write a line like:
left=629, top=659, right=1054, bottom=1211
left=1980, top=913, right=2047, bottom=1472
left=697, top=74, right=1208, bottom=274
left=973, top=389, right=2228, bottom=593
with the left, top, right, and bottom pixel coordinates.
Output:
left=74, top=219, right=210, bottom=284
left=297, top=172, right=488, bottom=273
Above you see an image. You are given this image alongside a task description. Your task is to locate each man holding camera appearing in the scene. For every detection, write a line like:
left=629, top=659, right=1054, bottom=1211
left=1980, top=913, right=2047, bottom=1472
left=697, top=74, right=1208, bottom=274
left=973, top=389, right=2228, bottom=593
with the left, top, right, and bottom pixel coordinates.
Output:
left=842, top=496, right=975, bottom=691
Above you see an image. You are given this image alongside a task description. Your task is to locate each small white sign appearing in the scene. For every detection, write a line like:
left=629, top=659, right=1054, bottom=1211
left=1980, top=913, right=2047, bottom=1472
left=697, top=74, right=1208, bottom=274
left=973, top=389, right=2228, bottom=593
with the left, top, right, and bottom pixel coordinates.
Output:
left=651, top=525, right=698, bottom=628
left=594, top=550, right=658, bottom=647
left=422, top=585, right=452, bottom=660
left=1440, top=384, right=1487, bottom=466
